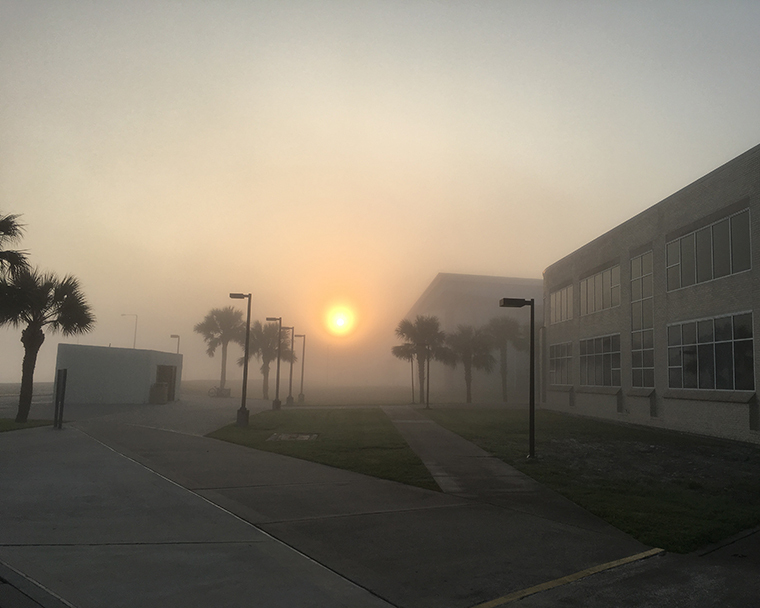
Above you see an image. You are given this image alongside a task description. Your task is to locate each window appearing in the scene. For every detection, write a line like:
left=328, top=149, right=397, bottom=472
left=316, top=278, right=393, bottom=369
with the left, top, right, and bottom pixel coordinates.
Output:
left=549, top=342, right=573, bottom=385
left=667, top=209, right=751, bottom=290
left=550, top=284, right=573, bottom=324
left=580, top=334, right=621, bottom=387
left=668, top=312, right=754, bottom=390
left=631, top=251, right=654, bottom=387
left=580, top=266, right=620, bottom=316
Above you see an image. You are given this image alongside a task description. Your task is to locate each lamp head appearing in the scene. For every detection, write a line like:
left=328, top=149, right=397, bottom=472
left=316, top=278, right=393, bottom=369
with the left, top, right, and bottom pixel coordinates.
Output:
left=499, top=298, right=529, bottom=308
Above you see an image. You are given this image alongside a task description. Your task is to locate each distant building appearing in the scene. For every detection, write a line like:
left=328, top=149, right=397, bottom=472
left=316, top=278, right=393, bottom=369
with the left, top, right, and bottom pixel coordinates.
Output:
left=55, top=344, right=182, bottom=405
left=543, top=143, right=760, bottom=443
left=405, top=273, right=543, bottom=403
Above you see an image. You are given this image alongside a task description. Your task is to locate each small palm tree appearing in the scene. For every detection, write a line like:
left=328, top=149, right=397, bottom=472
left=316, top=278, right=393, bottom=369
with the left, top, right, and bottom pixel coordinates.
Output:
left=194, top=307, right=245, bottom=392
left=246, top=321, right=295, bottom=399
left=445, top=324, right=496, bottom=404
left=0, top=268, right=95, bottom=422
left=392, top=315, right=447, bottom=405
left=391, top=342, right=417, bottom=403
left=0, top=213, right=29, bottom=278
left=485, top=316, right=528, bottom=403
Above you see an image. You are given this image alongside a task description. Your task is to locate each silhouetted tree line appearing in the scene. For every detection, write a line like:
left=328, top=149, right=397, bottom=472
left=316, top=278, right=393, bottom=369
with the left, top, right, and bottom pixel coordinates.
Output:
left=0, top=213, right=95, bottom=422
left=194, top=310, right=294, bottom=399
left=392, top=314, right=528, bottom=405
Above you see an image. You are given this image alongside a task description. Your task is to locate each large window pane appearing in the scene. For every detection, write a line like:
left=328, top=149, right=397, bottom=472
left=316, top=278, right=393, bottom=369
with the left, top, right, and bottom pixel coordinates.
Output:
left=642, top=274, right=653, bottom=298
left=731, top=210, right=751, bottom=273
left=631, top=256, right=641, bottom=279
left=642, top=252, right=653, bottom=275
left=734, top=313, right=753, bottom=339
left=595, top=275, right=602, bottom=311
left=668, top=325, right=682, bottom=346
left=682, top=322, right=697, bottom=345
left=715, top=342, right=733, bottom=390
left=631, top=301, right=642, bottom=330
left=642, top=330, right=653, bottom=349
left=668, top=347, right=682, bottom=367
left=715, top=317, right=732, bottom=342
left=667, top=241, right=680, bottom=266
left=683, top=345, right=698, bottom=388
left=696, top=227, right=713, bottom=283
left=642, top=299, right=653, bottom=329
left=611, top=285, right=620, bottom=307
left=681, top=234, right=696, bottom=287
left=698, top=319, right=714, bottom=343
left=698, top=344, right=715, bottom=389
left=713, top=219, right=731, bottom=279
left=734, top=340, right=754, bottom=390
left=631, top=278, right=642, bottom=301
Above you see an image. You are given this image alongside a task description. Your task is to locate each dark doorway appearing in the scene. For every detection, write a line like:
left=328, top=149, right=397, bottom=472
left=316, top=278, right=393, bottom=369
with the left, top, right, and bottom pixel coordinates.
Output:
left=156, top=365, right=177, bottom=401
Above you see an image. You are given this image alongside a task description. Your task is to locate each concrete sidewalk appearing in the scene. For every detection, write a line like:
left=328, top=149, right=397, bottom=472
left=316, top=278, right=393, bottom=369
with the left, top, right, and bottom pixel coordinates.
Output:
left=4, top=398, right=755, bottom=607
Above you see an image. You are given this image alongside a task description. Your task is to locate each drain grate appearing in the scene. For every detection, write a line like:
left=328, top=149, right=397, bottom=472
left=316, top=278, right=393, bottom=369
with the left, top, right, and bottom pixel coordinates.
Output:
left=267, top=433, right=318, bottom=441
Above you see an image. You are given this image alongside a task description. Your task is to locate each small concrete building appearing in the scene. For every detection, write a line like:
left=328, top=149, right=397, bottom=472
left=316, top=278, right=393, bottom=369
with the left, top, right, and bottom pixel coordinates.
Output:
left=55, top=344, right=182, bottom=405
left=406, top=273, right=543, bottom=403
left=543, top=143, right=760, bottom=443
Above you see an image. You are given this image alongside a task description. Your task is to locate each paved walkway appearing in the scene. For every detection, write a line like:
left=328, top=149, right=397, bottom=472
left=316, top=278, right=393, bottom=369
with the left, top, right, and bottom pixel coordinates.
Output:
left=1, top=397, right=758, bottom=607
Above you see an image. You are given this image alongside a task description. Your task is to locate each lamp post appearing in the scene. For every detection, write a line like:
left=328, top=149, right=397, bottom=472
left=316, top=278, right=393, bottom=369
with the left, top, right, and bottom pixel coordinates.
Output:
left=499, top=297, right=536, bottom=459
left=295, top=334, right=306, bottom=403
left=284, top=327, right=295, bottom=406
left=266, top=317, right=282, bottom=410
left=231, top=293, right=252, bottom=426
left=170, top=334, right=180, bottom=354
left=121, top=314, right=138, bottom=348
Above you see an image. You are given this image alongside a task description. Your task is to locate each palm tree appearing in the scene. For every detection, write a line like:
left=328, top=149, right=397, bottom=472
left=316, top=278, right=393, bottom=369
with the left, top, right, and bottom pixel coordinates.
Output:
left=0, top=268, right=94, bottom=422
left=445, top=324, right=496, bottom=404
left=485, top=316, right=528, bottom=403
left=391, top=342, right=416, bottom=403
left=246, top=321, right=295, bottom=399
left=0, top=213, right=29, bottom=278
left=392, top=315, right=447, bottom=405
left=194, top=306, right=245, bottom=393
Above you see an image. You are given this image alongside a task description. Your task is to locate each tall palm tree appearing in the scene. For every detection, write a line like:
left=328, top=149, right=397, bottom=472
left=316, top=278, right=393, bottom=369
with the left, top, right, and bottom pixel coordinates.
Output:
left=445, top=324, right=496, bottom=404
left=391, top=342, right=416, bottom=403
left=393, top=315, right=447, bottom=405
left=485, top=316, right=528, bottom=403
left=0, top=213, right=29, bottom=278
left=0, top=268, right=94, bottom=422
left=246, top=321, right=295, bottom=399
left=194, top=306, right=245, bottom=392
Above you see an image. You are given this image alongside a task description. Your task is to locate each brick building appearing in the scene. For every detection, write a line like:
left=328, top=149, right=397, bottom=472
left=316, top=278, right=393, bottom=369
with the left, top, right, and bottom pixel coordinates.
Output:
left=543, top=143, right=760, bottom=443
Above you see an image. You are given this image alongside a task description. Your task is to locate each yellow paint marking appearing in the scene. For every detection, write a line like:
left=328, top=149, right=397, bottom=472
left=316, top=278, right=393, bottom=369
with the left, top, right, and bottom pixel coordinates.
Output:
left=471, top=548, right=664, bottom=608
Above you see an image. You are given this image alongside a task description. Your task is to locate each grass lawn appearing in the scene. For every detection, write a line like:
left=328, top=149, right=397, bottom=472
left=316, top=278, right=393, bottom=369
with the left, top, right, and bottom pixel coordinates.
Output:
left=425, top=407, right=760, bottom=553
left=0, top=419, right=52, bottom=432
left=207, top=408, right=440, bottom=492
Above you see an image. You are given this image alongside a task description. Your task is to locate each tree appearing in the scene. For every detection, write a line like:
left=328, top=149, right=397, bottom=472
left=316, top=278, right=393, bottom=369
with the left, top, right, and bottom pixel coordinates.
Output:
left=0, top=268, right=94, bottom=422
left=392, top=315, right=447, bottom=405
left=444, top=324, right=496, bottom=404
left=0, top=213, right=29, bottom=278
left=246, top=321, right=296, bottom=399
left=485, top=316, right=528, bottom=403
left=391, top=342, right=416, bottom=403
left=193, top=306, right=245, bottom=392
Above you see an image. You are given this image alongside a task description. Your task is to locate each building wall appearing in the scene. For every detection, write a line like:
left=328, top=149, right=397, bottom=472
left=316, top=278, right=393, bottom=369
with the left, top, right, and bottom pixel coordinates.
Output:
left=542, top=143, right=760, bottom=443
left=55, top=344, right=183, bottom=405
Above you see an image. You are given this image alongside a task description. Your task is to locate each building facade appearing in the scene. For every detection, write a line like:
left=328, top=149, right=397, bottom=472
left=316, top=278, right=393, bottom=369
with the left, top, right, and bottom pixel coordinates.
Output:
left=543, top=143, right=760, bottom=443
left=406, top=273, right=543, bottom=403
left=55, top=344, right=182, bottom=405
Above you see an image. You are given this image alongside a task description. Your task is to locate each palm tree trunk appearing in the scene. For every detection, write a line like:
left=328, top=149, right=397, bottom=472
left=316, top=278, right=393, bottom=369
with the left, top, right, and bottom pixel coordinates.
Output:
left=220, top=342, right=228, bottom=390
left=417, top=353, right=426, bottom=405
left=17, top=325, right=44, bottom=423
left=500, top=346, right=508, bottom=403
left=464, top=360, right=473, bottom=404
left=262, top=363, right=270, bottom=399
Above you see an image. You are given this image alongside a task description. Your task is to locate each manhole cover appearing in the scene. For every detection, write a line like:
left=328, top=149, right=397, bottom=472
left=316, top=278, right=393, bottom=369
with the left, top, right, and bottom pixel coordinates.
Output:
left=267, top=433, right=318, bottom=441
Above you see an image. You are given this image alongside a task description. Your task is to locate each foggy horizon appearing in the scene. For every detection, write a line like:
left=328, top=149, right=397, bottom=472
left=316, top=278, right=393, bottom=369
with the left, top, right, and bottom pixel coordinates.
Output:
left=3, top=1, right=760, bottom=386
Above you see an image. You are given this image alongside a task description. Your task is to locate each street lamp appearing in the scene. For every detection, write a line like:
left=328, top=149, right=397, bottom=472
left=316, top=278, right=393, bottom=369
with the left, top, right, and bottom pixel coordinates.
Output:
left=266, top=317, right=282, bottom=410
left=499, top=297, right=536, bottom=459
left=295, top=334, right=306, bottom=403
left=231, top=293, right=252, bottom=426
left=170, top=334, right=180, bottom=354
left=284, top=327, right=295, bottom=406
left=121, top=314, right=138, bottom=348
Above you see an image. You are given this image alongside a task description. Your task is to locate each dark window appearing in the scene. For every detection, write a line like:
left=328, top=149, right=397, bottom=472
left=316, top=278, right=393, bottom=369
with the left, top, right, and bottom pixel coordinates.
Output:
left=580, top=334, right=621, bottom=387
left=713, top=219, right=731, bottom=279
left=681, top=234, right=696, bottom=287
left=696, top=226, right=713, bottom=283
left=731, top=210, right=751, bottom=273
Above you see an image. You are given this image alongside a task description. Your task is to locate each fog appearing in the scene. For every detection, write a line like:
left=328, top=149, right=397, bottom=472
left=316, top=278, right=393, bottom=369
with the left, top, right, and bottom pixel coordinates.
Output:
left=3, top=1, right=760, bottom=387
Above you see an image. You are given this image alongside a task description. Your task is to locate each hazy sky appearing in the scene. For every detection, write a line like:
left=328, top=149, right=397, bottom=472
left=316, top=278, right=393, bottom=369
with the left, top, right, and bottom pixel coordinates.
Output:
left=2, top=1, right=760, bottom=386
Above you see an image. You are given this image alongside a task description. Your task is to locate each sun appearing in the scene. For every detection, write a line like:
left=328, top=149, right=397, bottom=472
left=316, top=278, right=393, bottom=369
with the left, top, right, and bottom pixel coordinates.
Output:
left=326, top=306, right=356, bottom=336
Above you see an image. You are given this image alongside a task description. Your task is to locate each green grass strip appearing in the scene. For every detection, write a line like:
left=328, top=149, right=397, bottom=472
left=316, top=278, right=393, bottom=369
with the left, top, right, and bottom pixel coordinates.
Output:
left=208, top=408, right=440, bottom=492
left=425, top=407, right=760, bottom=553
left=0, top=419, right=52, bottom=432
